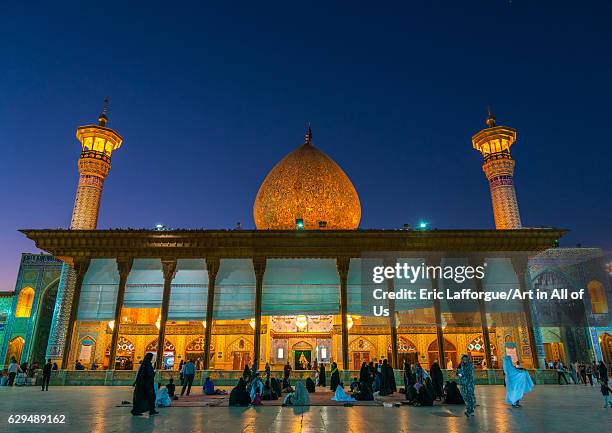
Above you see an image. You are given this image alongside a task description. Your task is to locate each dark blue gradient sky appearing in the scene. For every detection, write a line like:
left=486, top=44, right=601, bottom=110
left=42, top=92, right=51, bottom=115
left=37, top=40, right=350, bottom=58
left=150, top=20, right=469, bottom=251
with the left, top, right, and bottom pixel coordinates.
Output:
left=1, top=1, right=611, bottom=290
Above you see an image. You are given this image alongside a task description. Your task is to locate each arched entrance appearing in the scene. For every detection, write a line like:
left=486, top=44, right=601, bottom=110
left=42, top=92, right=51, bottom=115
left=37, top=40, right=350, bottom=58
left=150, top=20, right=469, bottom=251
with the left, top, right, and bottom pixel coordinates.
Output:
left=292, top=341, right=313, bottom=370
left=350, top=337, right=375, bottom=370
left=600, top=333, right=612, bottom=367
left=387, top=337, right=418, bottom=367
left=5, top=336, right=25, bottom=365
left=185, top=336, right=214, bottom=369
left=29, top=280, right=59, bottom=366
left=467, top=335, right=497, bottom=368
left=227, top=338, right=253, bottom=371
left=76, top=336, right=96, bottom=368
left=428, top=338, right=457, bottom=369
left=146, top=338, right=176, bottom=370
left=105, top=336, right=135, bottom=370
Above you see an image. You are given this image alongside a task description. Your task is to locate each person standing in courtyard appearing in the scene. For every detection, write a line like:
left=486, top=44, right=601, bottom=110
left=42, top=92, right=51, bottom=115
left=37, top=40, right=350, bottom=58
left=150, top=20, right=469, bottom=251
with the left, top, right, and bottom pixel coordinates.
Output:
left=457, top=354, right=475, bottom=417
left=319, top=361, right=326, bottom=387
left=131, top=352, right=157, bottom=416
left=503, top=355, right=534, bottom=408
left=41, top=358, right=52, bottom=391
left=7, top=357, right=20, bottom=386
left=180, top=358, right=196, bottom=396
left=599, top=380, right=612, bottom=408
left=330, top=362, right=340, bottom=392
left=430, top=361, right=444, bottom=400
left=597, top=361, right=608, bottom=384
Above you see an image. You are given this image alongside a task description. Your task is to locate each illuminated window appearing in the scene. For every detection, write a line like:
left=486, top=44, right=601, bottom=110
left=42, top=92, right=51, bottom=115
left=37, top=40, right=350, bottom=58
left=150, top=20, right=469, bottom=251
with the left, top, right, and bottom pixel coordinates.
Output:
left=277, top=348, right=284, bottom=358
left=588, top=280, right=608, bottom=314
left=15, top=287, right=35, bottom=317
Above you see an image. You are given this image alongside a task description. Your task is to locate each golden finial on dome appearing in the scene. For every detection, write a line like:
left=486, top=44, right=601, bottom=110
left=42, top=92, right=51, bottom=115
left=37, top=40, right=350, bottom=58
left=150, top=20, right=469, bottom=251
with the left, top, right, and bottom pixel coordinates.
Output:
left=98, top=96, right=109, bottom=127
left=305, top=123, right=312, bottom=144
left=486, top=106, right=496, bottom=128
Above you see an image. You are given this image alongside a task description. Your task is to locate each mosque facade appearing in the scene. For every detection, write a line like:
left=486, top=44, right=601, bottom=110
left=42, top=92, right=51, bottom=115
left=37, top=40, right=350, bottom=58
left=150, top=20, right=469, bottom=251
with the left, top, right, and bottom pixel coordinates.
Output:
left=1, top=106, right=610, bottom=384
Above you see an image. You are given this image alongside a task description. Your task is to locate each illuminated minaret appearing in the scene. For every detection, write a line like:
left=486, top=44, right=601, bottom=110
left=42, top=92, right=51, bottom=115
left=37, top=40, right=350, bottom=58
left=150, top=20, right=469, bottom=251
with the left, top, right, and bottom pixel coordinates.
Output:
left=46, top=99, right=123, bottom=364
left=472, top=110, right=522, bottom=229
left=70, top=98, right=123, bottom=229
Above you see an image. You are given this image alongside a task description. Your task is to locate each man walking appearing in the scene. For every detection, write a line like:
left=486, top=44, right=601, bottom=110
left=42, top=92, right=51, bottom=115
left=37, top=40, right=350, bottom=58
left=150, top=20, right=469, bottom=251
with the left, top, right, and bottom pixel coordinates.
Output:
left=180, top=359, right=196, bottom=396
left=7, top=357, right=20, bottom=386
left=41, top=359, right=52, bottom=391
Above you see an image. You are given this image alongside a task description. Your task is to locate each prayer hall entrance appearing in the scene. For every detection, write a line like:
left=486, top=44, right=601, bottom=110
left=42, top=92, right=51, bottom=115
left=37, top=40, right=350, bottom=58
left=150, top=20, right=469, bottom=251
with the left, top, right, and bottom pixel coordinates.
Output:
left=232, top=351, right=251, bottom=371
left=293, top=341, right=312, bottom=370
left=352, top=352, right=370, bottom=370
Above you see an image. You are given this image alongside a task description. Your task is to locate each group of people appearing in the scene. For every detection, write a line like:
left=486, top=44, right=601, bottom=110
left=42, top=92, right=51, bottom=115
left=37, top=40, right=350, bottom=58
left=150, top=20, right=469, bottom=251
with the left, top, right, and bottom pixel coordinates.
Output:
left=1, top=357, right=58, bottom=387
left=549, top=359, right=609, bottom=387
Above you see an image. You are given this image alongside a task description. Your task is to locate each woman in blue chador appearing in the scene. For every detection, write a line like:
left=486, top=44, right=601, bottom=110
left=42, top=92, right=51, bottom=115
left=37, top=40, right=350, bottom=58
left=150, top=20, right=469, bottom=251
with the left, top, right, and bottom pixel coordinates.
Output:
left=503, top=356, right=534, bottom=408
left=456, top=354, right=475, bottom=417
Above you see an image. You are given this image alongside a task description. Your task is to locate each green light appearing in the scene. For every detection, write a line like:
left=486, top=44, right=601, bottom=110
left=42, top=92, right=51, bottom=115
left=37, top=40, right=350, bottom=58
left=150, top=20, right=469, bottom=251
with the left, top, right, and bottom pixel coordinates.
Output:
left=418, top=221, right=428, bottom=230
left=295, top=219, right=304, bottom=230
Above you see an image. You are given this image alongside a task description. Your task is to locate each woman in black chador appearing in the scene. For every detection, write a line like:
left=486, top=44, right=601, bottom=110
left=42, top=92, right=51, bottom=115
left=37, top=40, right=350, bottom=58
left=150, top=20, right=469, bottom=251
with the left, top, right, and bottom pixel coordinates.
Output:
left=329, top=362, right=340, bottom=392
left=378, top=359, right=392, bottom=396
left=229, top=378, right=251, bottom=406
left=430, top=361, right=444, bottom=400
left=131, top=352, right=157, bottom=416
left=319, top=362, right=326, bottom=387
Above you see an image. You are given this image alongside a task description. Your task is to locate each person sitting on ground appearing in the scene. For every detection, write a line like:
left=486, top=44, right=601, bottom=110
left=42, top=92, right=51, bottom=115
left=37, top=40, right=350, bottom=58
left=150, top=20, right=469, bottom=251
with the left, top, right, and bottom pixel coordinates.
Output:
left=305, top=376, right=316, bottom=393
left=282, top=377, right=294, bottom=393
left=349, top=377, right=360, bottom=393
left=166, top=378, right=176, bottom=398
left=332, top=383, right=356, bottom=402
left=242, top=364, right=251, bottom=383
left=271, top=377, right=283, bottom=397
left=203, top=376, right=226, bottom=395
left=443, top=381, right=465, bottom=404
left=262, top=379, right=278, bottom=400
left=229, top=378, right=251, bottom=406
left=249, top=372, right=264, bottom=403
left=352, top=380, right=374, bottom=401
left=155, top=383, right=172, bottom=407
left=414, top=377, right=435, bottom=406
left=283, top=381, right=310, bottom=406
left=75, top=360, right=85, bottom=370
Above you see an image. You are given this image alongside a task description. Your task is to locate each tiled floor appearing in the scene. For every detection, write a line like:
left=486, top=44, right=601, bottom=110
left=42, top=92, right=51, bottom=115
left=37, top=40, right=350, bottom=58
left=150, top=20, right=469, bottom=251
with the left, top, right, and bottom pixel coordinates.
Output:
left=0, top=384, right=609, bottom=433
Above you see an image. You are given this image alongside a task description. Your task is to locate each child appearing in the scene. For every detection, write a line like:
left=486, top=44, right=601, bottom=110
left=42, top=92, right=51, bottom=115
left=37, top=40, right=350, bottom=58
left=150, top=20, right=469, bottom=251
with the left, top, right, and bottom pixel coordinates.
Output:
left=600, top=380, right=612, bottom=408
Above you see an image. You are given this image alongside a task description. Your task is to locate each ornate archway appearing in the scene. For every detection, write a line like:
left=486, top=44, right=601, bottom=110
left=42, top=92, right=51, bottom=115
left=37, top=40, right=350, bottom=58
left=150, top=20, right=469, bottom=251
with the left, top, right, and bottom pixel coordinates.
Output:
left=5, top=336, right=25, bottom=365
left=145, top=338, right=176, bottom=370
left=226, top=337, right=253, bottom=371
left=185, top=336, right=215, bottom=368
left=105, top=336, right=135, bottom=370
left=600, top=333, right=612, bottom=367
left=76, top=336, right=96, bottom=367
left=428, top=338, right=457, bottom=369
left=350, top=337, right=376, bottom=370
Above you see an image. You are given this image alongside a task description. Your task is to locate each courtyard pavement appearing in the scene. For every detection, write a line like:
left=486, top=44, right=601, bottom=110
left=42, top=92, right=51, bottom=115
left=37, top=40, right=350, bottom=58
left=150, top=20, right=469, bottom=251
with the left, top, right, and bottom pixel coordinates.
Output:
left=0, top=384, right=609, bottom=433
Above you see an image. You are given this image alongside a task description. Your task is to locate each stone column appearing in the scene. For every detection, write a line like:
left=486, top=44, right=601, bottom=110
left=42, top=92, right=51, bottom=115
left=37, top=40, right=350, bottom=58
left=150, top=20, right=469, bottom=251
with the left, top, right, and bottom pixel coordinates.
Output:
left=336, top=257, right=350, bottom=370
left=155, top=259, right=177, bottom=370
left=203, top=257, right=219, bottom=370
left=108, top=257, right=133, bottom=370
left=512, top=255, right=541, bottom=369
left=46, top=263, right=76, bottom=364
left=385, top=258, right=399, bottom=369
left=470, top=255, right=493, bottom=368
left=428, top=256, right=445, bottom=367
left=61, top=258, right=91, bottom=369
left=252, top=257, right=266, bottom=371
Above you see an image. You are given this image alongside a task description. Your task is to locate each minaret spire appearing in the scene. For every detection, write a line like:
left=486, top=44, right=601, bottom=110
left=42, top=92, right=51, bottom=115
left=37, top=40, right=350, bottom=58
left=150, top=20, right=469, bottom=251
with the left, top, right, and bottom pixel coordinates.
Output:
left=98, top=96, right=109, bottom=127
left=486, top=106, right=496, bottom=128
left=305, top=123, right=312, bottom=145
left=472, top=112, right=522, bottom=229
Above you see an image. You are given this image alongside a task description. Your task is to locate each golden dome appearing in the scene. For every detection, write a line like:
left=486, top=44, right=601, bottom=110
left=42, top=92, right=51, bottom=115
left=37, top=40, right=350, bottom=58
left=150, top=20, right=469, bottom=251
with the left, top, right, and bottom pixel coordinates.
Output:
left=253, top=128, right=361, bottom=230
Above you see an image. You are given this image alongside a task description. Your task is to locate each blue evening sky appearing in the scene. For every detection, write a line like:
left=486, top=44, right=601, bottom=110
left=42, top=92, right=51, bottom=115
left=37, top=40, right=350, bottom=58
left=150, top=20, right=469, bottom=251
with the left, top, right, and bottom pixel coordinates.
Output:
left=1, top=1, right=610, bottom=290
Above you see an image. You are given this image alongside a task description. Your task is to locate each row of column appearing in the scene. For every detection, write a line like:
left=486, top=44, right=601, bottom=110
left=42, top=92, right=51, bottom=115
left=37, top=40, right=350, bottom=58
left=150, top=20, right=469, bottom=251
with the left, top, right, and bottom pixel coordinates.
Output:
left=61, top=255, right=539, bottom=370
